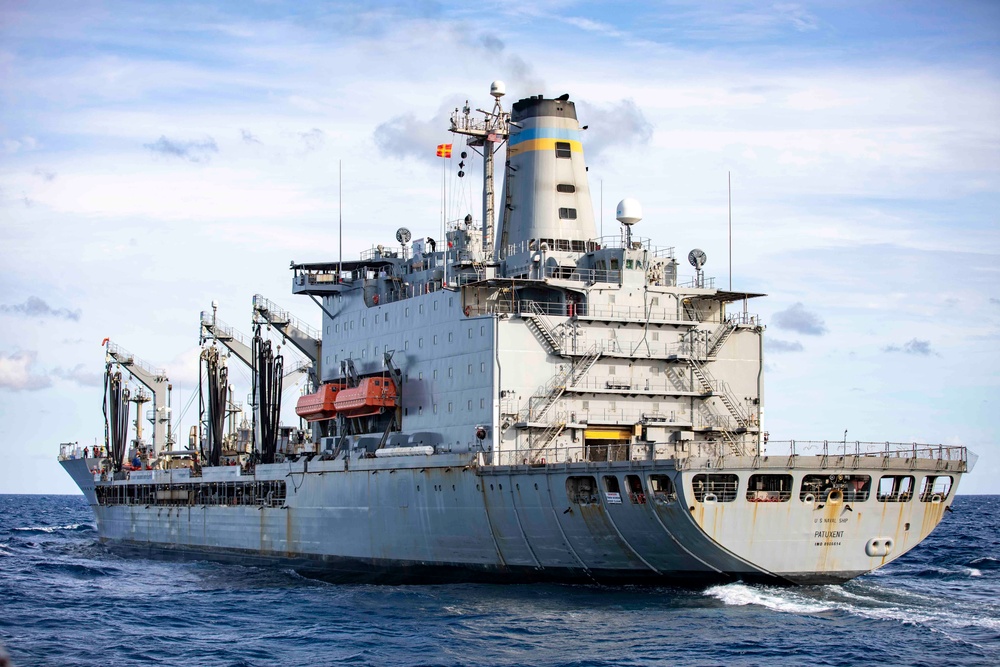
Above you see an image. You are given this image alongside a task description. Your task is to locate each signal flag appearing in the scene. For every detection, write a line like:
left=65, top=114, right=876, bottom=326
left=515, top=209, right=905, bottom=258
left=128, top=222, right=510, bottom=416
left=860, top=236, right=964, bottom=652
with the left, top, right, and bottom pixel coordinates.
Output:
left=436, top=143, right=452, bottom=158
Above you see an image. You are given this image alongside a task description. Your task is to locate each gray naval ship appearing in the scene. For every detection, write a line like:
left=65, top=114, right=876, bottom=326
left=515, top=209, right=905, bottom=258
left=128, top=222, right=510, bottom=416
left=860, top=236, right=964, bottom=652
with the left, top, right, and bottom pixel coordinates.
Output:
left=59, top=82, right=974, bottom=585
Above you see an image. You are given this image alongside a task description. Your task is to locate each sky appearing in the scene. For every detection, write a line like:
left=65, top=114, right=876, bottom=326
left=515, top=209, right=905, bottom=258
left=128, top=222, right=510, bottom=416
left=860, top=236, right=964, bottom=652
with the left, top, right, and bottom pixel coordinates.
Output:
left=1, top=0, right=998, bottom=494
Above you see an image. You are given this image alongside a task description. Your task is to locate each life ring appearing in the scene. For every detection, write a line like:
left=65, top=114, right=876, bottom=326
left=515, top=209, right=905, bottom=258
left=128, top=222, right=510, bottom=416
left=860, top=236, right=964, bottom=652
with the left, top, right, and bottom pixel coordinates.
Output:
left=372, top=294, right=379, bottom=305
left=464, top=306, right=471, bottom=317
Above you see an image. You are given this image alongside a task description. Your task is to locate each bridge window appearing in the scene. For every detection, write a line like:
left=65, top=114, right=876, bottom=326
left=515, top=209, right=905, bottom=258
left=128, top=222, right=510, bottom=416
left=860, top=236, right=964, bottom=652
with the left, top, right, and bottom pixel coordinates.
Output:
left=877, top=475, right=915, bottom=502
left=746, top=474, right=792, bottom=502
left=692, top=474, right=739, bottom=502
left=556, top=183, right=576, bottom=193
left=648, top=475, right=676, bottom=502
left=555, top=142, right=571, bottom=159
left=558, top=208, right=577, bottom=220
left=625, top=474, right=646, bottom=504
left=566, top=476, right=598, bottom=504
left=920, top=475, right=953, bottom=502
left=800, top=474, right=871, bottom=502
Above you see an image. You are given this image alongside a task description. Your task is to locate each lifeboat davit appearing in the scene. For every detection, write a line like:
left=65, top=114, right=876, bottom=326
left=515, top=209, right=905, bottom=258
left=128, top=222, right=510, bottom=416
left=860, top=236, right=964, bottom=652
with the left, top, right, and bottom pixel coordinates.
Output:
left=295, top=383, right=344, bottom=421
left=334, top=377, right=397, bottom=418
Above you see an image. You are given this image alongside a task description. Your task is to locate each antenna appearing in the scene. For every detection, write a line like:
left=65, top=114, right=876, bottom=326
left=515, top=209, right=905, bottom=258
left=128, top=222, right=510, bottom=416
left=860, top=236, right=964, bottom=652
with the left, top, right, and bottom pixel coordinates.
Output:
left=728, top=171, right=732, bottom=291
left=396, top=227, right=411, bottom=256
left=688, top=248, right=707, bottom=288
left=338, top=160, right=343, bottom=284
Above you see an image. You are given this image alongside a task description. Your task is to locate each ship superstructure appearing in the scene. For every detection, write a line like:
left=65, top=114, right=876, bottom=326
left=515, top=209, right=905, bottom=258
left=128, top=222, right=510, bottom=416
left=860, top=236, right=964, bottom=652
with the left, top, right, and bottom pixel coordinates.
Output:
left=59, top=83, right=973, bottom=585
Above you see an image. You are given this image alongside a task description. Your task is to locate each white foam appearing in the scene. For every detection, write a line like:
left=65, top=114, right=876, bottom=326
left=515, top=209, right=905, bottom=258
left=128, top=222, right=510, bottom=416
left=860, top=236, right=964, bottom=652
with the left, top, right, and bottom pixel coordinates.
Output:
left=705, top=583, right=834, bottom=614
left=13, top=523, right=84, bottom=533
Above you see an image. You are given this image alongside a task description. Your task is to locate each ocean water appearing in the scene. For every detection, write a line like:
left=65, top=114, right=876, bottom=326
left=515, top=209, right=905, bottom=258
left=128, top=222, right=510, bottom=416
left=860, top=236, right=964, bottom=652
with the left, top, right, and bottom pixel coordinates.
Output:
left=1, top=494, right=997, bottom=667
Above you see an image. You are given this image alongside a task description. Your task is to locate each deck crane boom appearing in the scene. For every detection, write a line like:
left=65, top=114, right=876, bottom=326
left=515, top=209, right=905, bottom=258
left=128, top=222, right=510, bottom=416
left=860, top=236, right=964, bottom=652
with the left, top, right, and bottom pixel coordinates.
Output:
left=105, top=341, right=170, bottom=456
left=252, top=294, right=322, bottom=389
left=199, top=302, right=254, bottom=367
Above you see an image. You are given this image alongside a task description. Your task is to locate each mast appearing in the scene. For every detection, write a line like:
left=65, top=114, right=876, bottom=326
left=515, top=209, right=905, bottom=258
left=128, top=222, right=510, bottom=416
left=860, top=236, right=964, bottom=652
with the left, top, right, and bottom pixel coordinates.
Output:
left=450, top=81, right=510, bottom=262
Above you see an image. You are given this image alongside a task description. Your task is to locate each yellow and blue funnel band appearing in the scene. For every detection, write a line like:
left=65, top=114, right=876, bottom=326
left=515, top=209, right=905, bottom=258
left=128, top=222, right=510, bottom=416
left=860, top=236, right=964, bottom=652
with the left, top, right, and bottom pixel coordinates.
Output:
left=508, top=127, right=583, bottom=156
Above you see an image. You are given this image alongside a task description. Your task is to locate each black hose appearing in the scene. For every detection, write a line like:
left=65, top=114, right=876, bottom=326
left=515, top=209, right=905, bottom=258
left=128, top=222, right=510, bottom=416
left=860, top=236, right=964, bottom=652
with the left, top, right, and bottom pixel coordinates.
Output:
left=205, top=350, right=227, bottom=466
left=253, top=330, right=283, bottom=464
left=104, top=368, right=130, bottom=472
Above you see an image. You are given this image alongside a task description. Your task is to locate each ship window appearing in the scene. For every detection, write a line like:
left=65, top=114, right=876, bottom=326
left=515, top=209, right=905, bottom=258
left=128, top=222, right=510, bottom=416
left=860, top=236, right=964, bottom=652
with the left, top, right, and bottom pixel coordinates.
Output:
left=652, top=332, right=659, bottom=342
left=920, top=475, right=953, bottom=502
left=610, top=258, right=620, bottom=271
left=648, top=475, right=676, bottom=502
left=651, top=297, right=659, bottom=306
left=556, top=183, right=576, bottom=193
left=799, top=474, right=871, bottom=502
left=604, top=475, right=620, bottom=493
left=433, top=370, right=438, bottom=380
left=468, top=400, right=472, bottom=410
left=448, top=332, right=454, bottom=343
left=404, top=341, right=409, bottom=351
left=468, top=328, right=472, bottom=339
left=362, top=317, right=366, bottom=326
left=468, top=364, right=473, bottom=374
left=433, top=335, right=438, bottom=345
left=449, top=297, right=453, bottom=307
left=418, top=372, right=423, bottom=380
left=335, top=324, right=340, bottom=333
left=555, top=141, right=572, bottom=159
left=692, top=474, right=739, bottom=502
left=448, top=402, right=453, bottom=413
left=434, top=301, right=438, bottom=311
left=480, top=398, right=485, bottom=408
left=419, top=304, right=424, bottom=314
left=480, top=326, right=485, bottom=336
left=418, top=338, right=423, bottom=348
left=480, top=362, right=486, bottom=372
left=571, top=240, right=586, bottom=252
left=558, top=208, right=577, bottom=220
left=626, top=259, right=634, bottom=269
left=448, top=367, right=453, bottom=378
left=405, top=308, right=409, bottom=317
left=433, top=405, right=438, bottom=414
left=374, top=380, right=381, bottom=386
left=556, top=239, right=571, bottom=251
left=418, top=406, right=422, bottom=415
left=566, top=476, right=598, bottom=504
left=746, top=474, right=793, bottom=502
left=877, top=475, right=915, bottom=502
left=625, top=475, right=646, bottom=504
left=384, top=313, right=388, bottom=322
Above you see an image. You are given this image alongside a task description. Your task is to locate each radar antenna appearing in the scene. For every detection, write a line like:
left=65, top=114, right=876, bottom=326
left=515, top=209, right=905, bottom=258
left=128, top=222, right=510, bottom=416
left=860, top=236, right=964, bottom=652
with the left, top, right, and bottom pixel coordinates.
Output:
left=688, top=248, right=707, bottom=288
left=450, top=81, right=511, bottom=262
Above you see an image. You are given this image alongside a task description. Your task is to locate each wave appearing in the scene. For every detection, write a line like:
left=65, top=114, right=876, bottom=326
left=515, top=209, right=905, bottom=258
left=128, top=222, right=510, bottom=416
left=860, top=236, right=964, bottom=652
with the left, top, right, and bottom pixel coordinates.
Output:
left=33, top=561, right=123, bottom=579
left=706, top=582, right=1000, bottom=634
left=12, top=523, right=94, bottom=535
left=704, top=583, right=834, bottom=614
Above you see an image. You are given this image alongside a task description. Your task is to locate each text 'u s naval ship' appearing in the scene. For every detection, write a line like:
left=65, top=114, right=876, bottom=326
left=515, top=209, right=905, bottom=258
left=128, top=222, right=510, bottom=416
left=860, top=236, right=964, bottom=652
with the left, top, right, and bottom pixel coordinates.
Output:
left=59, top=82, right=976, bottom=585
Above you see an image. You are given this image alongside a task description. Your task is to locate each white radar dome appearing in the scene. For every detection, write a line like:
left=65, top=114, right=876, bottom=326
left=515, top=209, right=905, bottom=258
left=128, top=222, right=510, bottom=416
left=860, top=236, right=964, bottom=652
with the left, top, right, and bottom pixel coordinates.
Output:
left=491, top=80, right=506, bottom=98
left=616, top=198, right=643, bottom=226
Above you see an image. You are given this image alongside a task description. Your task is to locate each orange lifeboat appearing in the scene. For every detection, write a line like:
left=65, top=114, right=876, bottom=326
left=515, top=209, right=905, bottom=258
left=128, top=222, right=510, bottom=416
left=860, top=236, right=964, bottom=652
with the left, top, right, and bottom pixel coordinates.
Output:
left=295, top=383, right=344, bottom=421
left=334, top=377, right=397, bottom=418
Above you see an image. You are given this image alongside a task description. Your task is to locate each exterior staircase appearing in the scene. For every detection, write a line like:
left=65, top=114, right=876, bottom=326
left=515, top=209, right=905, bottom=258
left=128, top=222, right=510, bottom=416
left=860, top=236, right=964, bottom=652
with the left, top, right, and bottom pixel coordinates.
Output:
left=707, top=320, right=736, bottom=357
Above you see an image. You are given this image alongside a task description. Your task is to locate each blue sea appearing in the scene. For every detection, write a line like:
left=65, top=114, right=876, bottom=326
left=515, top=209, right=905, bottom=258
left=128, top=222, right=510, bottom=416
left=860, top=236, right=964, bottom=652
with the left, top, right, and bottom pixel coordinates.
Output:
left=1, top=494, right=998, bottom=667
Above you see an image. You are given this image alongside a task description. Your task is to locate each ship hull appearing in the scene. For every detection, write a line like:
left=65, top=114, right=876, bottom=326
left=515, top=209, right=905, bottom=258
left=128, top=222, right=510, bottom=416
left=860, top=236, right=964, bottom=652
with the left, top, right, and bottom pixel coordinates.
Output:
left=61, top=452, right=963, bottom=586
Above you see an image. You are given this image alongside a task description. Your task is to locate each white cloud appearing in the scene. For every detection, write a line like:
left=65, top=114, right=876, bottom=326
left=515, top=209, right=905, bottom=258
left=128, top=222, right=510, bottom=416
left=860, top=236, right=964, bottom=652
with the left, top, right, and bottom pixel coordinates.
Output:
left=0, top=350, right=51, bottom=391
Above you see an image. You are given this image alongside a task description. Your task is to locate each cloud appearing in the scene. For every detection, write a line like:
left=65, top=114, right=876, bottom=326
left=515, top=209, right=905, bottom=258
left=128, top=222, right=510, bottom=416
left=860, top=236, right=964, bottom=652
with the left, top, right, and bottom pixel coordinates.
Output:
left=473, top=32, right=544, bottom=94
left=52, top=363, right=103, bottom=387
left=0, top=296, right=81, bottom=321
left=3, top=136, right=38, bottom=154
left=298, top=128, right=325, bottom=151
left=765, top=338, right=803, bottom=353
left=0, top=350, right=51, bottom=391
left=883, top=339, right=937, bottom=356
left=991, top=298, right=1000, bottom=306
left=33, top=167, right=56, bottom=182
left=144, top=135, right=218, bottom=162
left=576, top=99, right=653, bottom=159
left=374, top=100, right=462, bottom=165
left=772, top=302, right=828, bottom=335
left=240, top=129, right=261, bottom=144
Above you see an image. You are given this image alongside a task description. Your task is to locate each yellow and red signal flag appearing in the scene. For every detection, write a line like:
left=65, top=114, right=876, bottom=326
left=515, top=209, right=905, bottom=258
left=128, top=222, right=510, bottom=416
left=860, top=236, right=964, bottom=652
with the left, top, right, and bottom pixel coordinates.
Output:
left=436, top=143, right=452, bottom=158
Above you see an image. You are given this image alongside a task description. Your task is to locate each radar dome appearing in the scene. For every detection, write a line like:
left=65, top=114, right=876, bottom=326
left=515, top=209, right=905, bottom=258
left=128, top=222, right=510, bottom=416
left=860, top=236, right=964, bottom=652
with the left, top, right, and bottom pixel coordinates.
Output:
left=490, top=81, right=506, bottom=98
left=616, top=198, right=643, bottom=226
